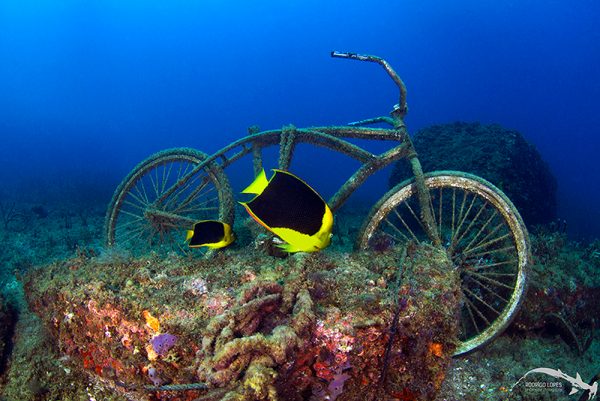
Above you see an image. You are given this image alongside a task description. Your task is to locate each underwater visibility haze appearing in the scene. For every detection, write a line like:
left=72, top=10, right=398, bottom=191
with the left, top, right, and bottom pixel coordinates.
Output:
left=1, top=1, right=600, bottom=400
left=0, top=0, right=599, bottom=239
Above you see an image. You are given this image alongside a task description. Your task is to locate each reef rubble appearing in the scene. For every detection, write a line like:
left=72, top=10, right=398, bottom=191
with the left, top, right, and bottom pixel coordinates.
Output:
left=0, top=294, right=17, bottom=376
left=22, top=243, right=460, bottom=401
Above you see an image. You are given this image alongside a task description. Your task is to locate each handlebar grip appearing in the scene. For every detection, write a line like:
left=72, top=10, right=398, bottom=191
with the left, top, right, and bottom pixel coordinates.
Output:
left=331, top=51, right=381, bottom=62
left=330, top=50, right=408, bottom=119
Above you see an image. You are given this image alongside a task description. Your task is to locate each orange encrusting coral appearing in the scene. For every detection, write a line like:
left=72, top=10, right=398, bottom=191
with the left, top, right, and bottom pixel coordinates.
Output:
left=428, top=342, right=443, bottom=357
left=143, top=309, right=160, bottom=333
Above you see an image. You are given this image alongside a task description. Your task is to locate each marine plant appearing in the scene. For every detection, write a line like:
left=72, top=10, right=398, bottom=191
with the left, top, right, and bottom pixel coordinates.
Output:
left=546, top=313, right=594, bottom=356
left=0, top=199, right=25, bottom=232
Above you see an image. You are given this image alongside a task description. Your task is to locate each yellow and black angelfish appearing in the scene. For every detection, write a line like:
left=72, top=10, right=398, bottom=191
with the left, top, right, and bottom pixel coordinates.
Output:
left=240, top=169, right=333, bottom=253
left=186, top=220, right=234, bottom=249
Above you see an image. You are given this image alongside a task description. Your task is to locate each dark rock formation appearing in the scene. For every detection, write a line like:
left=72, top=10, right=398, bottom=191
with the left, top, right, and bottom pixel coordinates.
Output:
left=390, top=122, right=557, bottom=227
left=0, top=294, right=17, bottom=376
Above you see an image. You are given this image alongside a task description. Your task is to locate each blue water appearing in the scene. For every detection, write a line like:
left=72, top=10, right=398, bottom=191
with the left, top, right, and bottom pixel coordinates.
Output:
left=1, top=0, right=599, bottom=240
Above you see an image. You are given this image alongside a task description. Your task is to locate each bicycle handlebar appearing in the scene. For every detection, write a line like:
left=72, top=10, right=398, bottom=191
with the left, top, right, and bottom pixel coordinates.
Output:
left=331, top=51, right=408, bottom=119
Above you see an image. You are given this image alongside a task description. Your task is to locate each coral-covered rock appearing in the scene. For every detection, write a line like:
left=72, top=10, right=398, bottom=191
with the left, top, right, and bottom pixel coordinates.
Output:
left=510, top=230, right=600, bottom=351
left=24, top=245, right=460, bottom=400
left=390, top=122, right=557, bottom=227
left=0, top=295, right=5, bottom=362
left=0, top=294, right=17, bottom=376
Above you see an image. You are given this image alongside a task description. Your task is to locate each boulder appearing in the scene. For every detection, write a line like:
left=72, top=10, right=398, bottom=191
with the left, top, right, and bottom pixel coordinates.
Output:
left=390, top=122, right=557, bottom=227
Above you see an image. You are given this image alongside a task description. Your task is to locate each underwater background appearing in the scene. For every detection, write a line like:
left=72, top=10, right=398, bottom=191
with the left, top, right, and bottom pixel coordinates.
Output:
left=0, top=0, right=599, bottom=240
left=1, top=1, right=600, bottom=401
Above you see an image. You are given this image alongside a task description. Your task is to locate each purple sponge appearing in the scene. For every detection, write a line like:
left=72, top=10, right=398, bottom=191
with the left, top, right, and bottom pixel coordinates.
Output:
left=150, top=333, right=178, bottom=356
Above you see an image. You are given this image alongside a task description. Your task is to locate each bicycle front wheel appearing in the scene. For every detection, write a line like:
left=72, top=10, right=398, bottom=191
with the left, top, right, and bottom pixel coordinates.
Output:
left=358, top=171, right=530, bottom=355
left=105, top=148, right=234, bottom=255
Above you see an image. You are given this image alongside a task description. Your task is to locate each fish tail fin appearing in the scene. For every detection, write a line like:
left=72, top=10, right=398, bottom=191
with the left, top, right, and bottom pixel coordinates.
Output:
left=185, top=230, right=194, bottom=242
left=223, top=223, right=234, bottom=240
left=242, top=169, right=269, bottom=195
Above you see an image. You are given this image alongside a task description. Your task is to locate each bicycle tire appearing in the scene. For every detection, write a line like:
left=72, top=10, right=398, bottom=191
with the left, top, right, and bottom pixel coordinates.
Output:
left=105, top=148, right=234, bottom=254
left=357, top=171, right=529, bottom=355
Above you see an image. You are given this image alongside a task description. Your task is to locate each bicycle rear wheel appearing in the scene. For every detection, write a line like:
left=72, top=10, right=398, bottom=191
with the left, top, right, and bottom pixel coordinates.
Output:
left=358, top=171, right=529, bottom=355
left=105, top=148, right=234, bottom=255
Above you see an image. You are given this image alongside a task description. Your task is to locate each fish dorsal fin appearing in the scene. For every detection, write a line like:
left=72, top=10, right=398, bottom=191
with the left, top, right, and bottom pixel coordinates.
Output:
left=186, top=230, right=194, bottom=241
left=242, top=169, right=269, bottom=195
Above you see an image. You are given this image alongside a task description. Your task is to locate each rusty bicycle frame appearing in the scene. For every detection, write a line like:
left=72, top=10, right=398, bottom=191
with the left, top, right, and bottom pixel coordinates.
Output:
left=106, top=51, right=440, bottom=249
left=105, top=51, right=531, bottom=357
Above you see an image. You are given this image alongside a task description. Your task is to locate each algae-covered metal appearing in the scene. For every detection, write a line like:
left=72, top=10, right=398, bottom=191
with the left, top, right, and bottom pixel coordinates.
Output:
left=104, top=52, right=530, bottom=357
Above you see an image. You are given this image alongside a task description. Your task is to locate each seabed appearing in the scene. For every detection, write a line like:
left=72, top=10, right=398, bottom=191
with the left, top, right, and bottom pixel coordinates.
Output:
left=0, top=205, right=599, bottom=401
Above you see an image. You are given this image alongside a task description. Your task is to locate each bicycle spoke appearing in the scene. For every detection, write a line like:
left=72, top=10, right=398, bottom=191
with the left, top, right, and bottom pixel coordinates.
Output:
left=132, top=183, right=150, bottom=205
left=428, top=187, right=437, bottom=229
left=393, top=208, right=421, bottom=242
left=468, top=245, right=515, bottom=259
left=464, top=277, right=513, bottom=305
left=451, top=188, right=456, bottom=241
left=176, top=201, right=220, bottom=215
left=119, top=209, right=145, bottom=220
left=468, top=259, right=517, bottom=271
left=161, top=162, right=174, bottom=195
left=463, top=233, right=511, bottom=256
left=176, top=161, right=190, bottom=181
left=471, top=271, right=517, bottom=277
left=463, top=290, right=494, bottom=325
left=460, top=308, right=468, bottom=338
left=173, top=178, right=214, bottom=213
left=173, top=197, right=217, bottom=217
left=463, top=286, right=502, bottom=317
left=384, top=217, right=412, bottom=242
left=464, top=270, right=514, bottom=290
left=399, top=200, right=427, bottom=234
left=125, top=189, right=149, bottom=209
left=187, top=190, right=218, bottom=207
left=453, top=201, right=488, bottom=251
left=467, top=221, right=504, bottom=254
left=462, top=210, right=498, bottom=255
left=148, top=168, right=159, bottom=198
left=163, top=172, right=205, bottom=210
left=438, top=187, right=443, bottom=237
left=123, top=198, right=148, bottom=212
left=116, top=215, right=146, bottom=230
left=450, top=194, right=476, bottom=252
left=140, top=178, right=152, bottom=203
left=116, top=224, right=149, bottom=244
left=174, top=196, right=219, bottom=213
left=463, top=295, right=481, bottom=334
left=452, top=191, right=468, bottom=243
left=118, top=213, right=148, bottom=228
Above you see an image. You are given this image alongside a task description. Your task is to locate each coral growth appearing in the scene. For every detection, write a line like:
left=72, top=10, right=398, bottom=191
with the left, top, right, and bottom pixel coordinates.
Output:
left=197, top=281, right=314, bottom=400
left=511, top=228, right=599, bottom=357
left=23, top=243, right=461, bottom=400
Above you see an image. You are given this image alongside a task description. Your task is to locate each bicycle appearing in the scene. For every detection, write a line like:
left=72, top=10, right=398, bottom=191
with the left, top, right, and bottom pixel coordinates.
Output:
left=104, top=51, right=530, bottom=356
